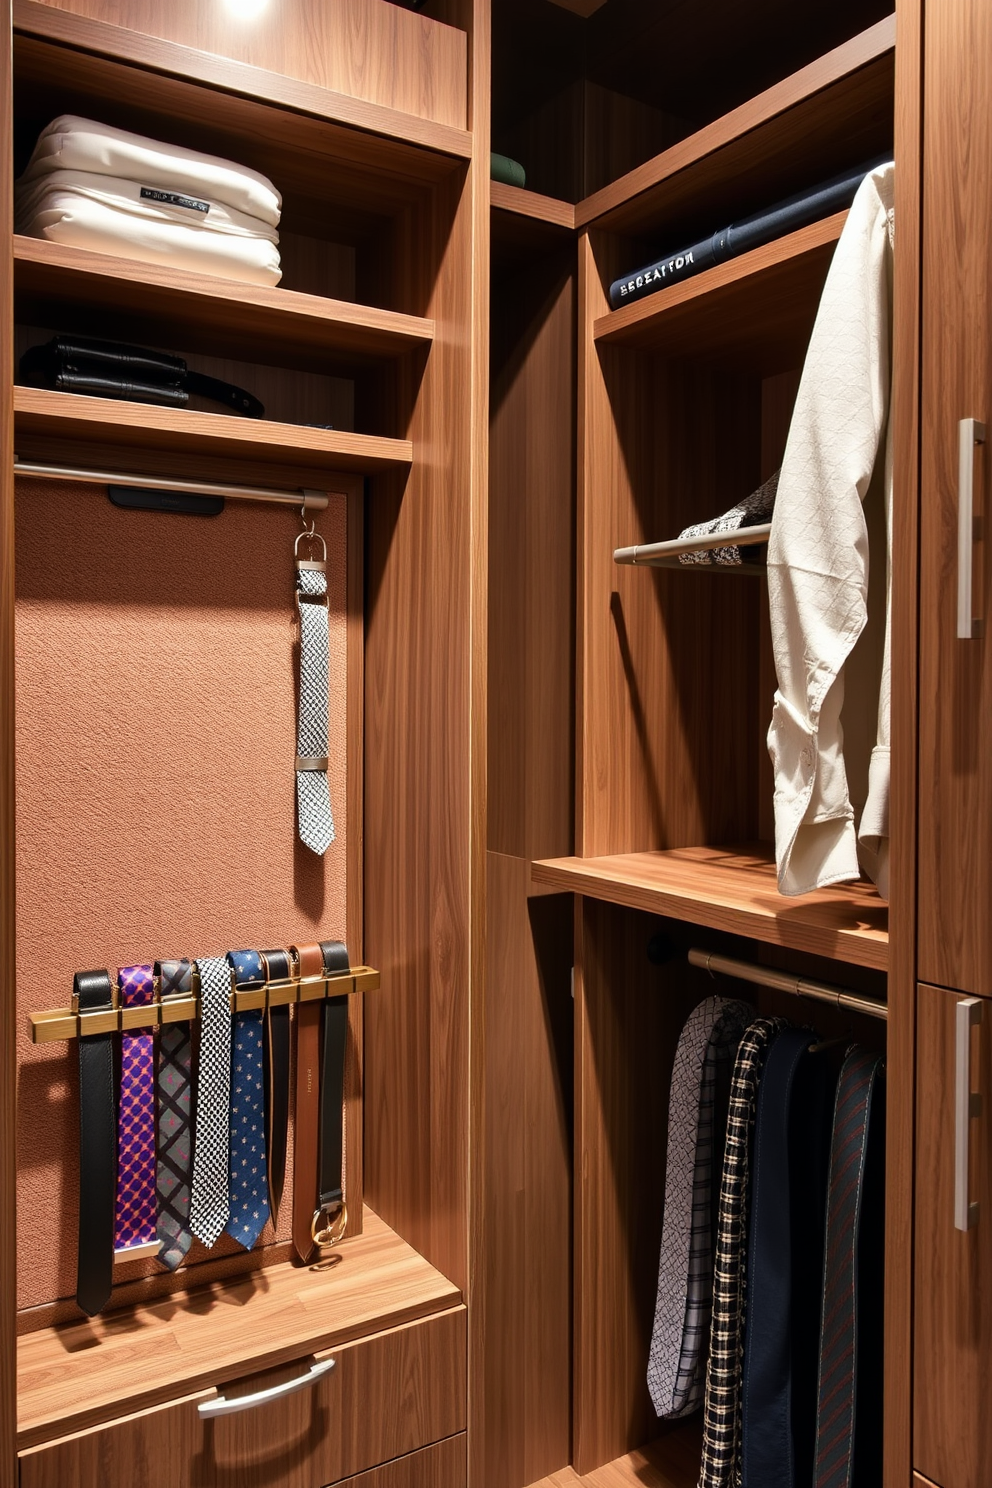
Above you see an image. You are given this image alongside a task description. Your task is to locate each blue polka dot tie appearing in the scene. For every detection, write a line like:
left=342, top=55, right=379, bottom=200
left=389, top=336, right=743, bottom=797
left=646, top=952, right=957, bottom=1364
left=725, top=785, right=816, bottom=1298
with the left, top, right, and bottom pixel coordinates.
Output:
left=225, top=950, right=271, bottom=1249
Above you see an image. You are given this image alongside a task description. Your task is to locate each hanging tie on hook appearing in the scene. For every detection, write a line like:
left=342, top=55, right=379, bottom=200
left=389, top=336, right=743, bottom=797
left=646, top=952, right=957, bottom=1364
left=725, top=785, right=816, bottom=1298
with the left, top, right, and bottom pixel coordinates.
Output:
left=294, top=494, right=335, bottom=855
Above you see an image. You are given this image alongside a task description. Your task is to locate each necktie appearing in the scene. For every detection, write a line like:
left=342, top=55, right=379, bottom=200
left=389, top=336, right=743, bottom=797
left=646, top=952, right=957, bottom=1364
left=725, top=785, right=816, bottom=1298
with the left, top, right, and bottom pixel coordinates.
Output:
left=296, top=560, right=335, bottom=855
left=813, top=1047, right=886, bottom=1488
left=225, top=950, right=271, bottom=1249
left=114, top=963, right=158, bottom=1253
left=189, top=955, right=233, bottom=1248
left=648, top=996, right=751, bottom=1419
left=699, top=1017, right=786, bottom=1488
left=741, top=1027, right=833, bottom=1488
left=155, top=958, right=194, bottom=1271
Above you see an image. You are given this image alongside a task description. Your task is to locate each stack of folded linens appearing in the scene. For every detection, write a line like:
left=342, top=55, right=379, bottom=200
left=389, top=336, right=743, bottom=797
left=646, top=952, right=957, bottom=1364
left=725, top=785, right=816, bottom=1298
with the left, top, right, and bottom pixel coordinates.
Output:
left=16, top=116, right=282, bottom=286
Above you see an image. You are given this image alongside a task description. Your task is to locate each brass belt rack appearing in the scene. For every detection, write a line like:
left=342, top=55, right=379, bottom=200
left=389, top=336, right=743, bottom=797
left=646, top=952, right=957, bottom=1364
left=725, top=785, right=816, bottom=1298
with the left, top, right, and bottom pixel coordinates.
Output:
left=30, top=964, right=380, bottom=1044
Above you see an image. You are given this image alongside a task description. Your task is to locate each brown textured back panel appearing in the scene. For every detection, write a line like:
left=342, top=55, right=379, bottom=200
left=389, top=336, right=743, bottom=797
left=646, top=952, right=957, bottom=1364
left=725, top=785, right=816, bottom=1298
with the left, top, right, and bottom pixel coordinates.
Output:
left=14, top=478, right=348, bottom=1311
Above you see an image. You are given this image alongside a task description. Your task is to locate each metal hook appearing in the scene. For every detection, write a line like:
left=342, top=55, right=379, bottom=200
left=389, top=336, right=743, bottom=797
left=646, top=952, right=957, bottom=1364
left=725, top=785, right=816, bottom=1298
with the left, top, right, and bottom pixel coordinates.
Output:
left=300, top=499, right=316, bottom=539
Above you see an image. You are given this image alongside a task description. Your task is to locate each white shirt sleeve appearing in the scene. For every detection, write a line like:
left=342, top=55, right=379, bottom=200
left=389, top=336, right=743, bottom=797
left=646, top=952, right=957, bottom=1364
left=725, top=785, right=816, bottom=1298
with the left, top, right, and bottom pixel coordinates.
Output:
left=766, top=162, right=895, bottom=896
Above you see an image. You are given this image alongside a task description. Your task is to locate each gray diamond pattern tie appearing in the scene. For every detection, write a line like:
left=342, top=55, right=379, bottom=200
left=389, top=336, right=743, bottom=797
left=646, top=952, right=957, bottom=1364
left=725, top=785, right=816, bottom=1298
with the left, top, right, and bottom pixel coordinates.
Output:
left=648, top=996, right=751, bottom=1419
left=189, top=956, right=232, bottom=1248
left=297, top=566, right=335, bottom=855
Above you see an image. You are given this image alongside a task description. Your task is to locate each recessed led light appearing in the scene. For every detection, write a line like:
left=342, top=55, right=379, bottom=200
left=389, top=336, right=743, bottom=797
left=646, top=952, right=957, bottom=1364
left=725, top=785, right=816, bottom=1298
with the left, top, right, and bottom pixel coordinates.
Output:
left=222, top=0, right=269, bottom=20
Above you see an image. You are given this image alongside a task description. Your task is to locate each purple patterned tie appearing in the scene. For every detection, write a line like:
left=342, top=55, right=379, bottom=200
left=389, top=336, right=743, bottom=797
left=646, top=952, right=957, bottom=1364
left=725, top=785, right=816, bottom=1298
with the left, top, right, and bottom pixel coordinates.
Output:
left=114, top=963, right=157, bottom=1252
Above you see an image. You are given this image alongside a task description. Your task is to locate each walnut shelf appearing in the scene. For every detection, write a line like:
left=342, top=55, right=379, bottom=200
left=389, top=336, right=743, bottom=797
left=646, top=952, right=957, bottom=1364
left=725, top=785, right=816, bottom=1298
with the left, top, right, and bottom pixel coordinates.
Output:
left=594, top=212, right=844, bottom=372
left=525, top=1425, right=702, bottom=1487
left=532, top=844, right=888, bottom=972
left=14, top=238, right=435, bottom=374
left=575, top=15, right=894, bottom=237
left=16, top=1208, right=462, bottom=1450
left=13, top=0, right=471, bottom=179
left=13, top=387, right=412, bottom=480
left=490, top=182, right=575, bottom=233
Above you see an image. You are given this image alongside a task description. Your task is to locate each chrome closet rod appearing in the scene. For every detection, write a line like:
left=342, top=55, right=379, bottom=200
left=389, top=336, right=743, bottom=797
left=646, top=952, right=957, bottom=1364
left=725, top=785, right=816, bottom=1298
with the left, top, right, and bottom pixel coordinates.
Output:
left=13, top=458, right=330, bottom=510
left=688, top=947, right=888, bottom=1022
left=614, top=522, right=771, bottom=567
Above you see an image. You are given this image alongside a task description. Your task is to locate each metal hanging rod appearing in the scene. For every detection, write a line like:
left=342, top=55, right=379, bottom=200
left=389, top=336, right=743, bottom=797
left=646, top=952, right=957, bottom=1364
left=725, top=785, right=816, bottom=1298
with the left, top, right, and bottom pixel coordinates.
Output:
left=30, top=964, right=380, bottom=1045
left=13, top=458, right=330, bottom=511
left=614, top=522, right=771, bottom=571
left=688, top=947, right=888, bottom=1022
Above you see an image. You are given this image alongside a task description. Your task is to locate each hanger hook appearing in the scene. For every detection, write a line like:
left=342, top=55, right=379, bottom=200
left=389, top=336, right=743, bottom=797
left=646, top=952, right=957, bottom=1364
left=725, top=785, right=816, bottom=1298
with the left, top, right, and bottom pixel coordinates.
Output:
left=300, top=498, right=316, bottom=539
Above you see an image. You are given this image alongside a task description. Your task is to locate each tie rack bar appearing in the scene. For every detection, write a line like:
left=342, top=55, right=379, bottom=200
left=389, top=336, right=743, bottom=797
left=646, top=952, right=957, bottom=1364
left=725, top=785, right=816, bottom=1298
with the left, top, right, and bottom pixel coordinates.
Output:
left=30, top=965, right=380, bottom=1044
left=688, top=948, right=888, bottom=1022
left=14, top=458, right=331, bottom=511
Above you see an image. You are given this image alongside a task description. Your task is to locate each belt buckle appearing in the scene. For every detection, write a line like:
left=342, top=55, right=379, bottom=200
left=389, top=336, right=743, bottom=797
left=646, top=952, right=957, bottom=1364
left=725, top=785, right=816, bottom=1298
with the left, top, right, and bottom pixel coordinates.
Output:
left=311, top=1198, right=348, bottom=1250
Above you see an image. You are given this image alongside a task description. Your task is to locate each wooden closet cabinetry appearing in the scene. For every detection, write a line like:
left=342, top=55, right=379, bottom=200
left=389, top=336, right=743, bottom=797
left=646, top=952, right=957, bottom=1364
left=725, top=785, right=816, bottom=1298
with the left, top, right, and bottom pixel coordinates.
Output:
left=913, top=984, right=992, bottom=1488
left=917, top=0, right=992, bottom=995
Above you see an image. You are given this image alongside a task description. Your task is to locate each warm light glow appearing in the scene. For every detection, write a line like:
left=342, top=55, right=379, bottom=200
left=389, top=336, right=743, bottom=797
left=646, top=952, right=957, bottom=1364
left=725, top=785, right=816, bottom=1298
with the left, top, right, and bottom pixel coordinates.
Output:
left=221, top=0, right=269, bottom=19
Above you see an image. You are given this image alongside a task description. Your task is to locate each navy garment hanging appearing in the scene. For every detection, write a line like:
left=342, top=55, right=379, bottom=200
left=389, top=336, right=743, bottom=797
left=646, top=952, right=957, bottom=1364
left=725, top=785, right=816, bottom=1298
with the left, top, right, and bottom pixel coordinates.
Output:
left=741, top=1026, right=834, bottom=1488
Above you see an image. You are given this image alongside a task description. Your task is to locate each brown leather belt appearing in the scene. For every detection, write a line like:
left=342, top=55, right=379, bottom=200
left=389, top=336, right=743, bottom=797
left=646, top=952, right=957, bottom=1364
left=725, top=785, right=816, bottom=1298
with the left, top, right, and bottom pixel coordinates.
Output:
left=290, top=943, right=325, bottom=1262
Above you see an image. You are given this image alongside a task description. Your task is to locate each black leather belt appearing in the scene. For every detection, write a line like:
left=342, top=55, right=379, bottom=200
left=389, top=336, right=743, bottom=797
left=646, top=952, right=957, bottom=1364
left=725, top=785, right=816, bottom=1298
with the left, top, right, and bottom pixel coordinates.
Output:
left=74, top=968, right=117, bottom=1317
left=260, top=947, right=292, bottom=1225
left=312, top=941, right=350, bottom=1249
left=20, top=335, right=264, bottom=418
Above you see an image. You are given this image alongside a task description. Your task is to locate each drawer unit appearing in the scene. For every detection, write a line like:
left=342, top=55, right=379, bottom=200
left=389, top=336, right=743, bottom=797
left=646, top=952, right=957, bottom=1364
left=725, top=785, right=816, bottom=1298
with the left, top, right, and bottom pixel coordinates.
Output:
left=18, top=1307, right=466, bottom=1488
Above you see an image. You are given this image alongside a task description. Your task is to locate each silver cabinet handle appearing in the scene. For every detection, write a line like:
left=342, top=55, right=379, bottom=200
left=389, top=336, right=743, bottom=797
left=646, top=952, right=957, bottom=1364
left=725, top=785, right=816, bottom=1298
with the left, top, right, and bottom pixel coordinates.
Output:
left=958, top=417, right=987, bottom=638
left=198, top=1357, right=335, bottom=1418
left=955, top=996, right=983, bottom=1231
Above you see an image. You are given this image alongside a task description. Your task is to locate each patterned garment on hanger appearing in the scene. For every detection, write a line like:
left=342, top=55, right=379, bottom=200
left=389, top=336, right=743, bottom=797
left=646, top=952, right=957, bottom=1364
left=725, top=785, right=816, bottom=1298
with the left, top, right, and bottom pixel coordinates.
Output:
left=698, top=1016, right=787, bottom=1488
left=648, top=995, right=752, bottom=1419
left=678, top=469, right=780, bottom=565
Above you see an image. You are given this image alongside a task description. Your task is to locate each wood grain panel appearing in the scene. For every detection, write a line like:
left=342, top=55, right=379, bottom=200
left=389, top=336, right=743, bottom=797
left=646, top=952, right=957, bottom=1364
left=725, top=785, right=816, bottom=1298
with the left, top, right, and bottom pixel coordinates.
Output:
left=0, top=1, right=17, bottom=1481
left=572, top=901, right=705, bottom=1472
left=21, top=0, right=468, bottom=132
left=523, top=1425, right=701, bottom=1488
left=363, top=166, right=474, bottom=1294
left=489, top=252, right=575, bottom=860
left=481, top=853, right=572, bottom=1488
left=917, top=0, right=992, bottom=993
left=13, top=387, right=411, bottom=474
left=912, top=1476, right=940, bottom=1488
left=18, top=1307, right=466, bottom=1487
left=576, top=18, right=895, bottom=234
left=576, top=230, right=763, bottom=861
left=914, top=985, right=992, bottom=1488
left=595, top=213, right=843, bottom=375
left=333, top=1435, right=466, bottom=1488
left=490, top=183, right=575, bottom=233
left=885, top=0, right=924, bottom=1482
left=532, top=846, right=888, bottom=971
left=13, top=238, right=434, bottom=371
left=17, top=1211, right=461, bottom=1447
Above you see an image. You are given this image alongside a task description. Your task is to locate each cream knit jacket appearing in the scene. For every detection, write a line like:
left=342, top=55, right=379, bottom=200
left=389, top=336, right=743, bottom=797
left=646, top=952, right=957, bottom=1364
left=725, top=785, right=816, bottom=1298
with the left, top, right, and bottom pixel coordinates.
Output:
left=766, top=161, right=895, bottom=899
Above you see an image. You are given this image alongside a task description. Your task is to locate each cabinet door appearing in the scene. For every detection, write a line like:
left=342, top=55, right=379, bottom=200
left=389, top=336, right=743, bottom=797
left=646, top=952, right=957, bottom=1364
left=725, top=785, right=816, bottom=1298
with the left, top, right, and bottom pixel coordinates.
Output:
left=914, top=984, right=992, bottom=1487
left=917, top=0, right=992, bottom=993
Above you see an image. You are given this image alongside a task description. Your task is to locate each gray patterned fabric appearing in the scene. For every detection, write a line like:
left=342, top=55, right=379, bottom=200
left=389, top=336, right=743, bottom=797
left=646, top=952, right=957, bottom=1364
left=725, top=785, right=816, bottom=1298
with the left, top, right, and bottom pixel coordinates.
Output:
left=648, top=996, right=752, bottom=1419
left=679, top=469, right=780, bottom=566
left=296, top=565, right=335, bottom=855
left=188, top=956, right=232, bottom=1248
left=699, top=1017, right=787, bottom=1488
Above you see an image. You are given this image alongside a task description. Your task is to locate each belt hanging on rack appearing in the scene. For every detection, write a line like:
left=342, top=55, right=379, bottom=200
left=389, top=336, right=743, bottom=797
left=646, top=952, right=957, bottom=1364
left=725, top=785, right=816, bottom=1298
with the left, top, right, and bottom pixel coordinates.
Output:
left=313, top=940, right=351, bottom=1250
left=260, top=947, right=292, bottom=1224
left=291, top=942, right=326, bottom=1262
left=74, top=968, right=117, bottom=1317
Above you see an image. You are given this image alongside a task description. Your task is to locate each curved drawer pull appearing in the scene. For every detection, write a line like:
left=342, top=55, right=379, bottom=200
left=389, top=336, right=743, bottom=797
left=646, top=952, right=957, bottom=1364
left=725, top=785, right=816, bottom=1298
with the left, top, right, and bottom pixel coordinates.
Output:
left=198, top=1357, right=336, bottom=1418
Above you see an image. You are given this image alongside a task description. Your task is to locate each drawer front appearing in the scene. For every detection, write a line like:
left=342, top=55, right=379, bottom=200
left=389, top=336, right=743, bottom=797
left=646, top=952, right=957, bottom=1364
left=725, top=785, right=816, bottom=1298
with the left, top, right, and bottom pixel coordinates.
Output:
left=335, top=1434, right=465, bottom=1488
left=19, top=1307, right=466, bottom=1488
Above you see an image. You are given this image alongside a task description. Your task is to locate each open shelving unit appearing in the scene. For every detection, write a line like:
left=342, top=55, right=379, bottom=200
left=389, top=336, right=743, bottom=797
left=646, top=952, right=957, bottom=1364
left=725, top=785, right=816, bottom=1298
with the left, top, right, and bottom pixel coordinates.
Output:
left=5, top=0, right=482, bottom=1481
left=487, top=4, right=898, bottom=1487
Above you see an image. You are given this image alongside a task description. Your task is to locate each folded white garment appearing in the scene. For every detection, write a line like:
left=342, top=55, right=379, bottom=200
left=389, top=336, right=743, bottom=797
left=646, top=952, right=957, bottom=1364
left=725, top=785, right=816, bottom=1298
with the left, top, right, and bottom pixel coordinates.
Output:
left=20, top=115, right=281, bottom=227
left=16, top=170, right=282, bottom=286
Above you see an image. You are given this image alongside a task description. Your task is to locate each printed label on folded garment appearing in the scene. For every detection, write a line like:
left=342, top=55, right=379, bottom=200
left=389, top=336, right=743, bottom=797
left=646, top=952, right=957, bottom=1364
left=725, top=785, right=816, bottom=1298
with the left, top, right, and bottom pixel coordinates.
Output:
left=140, top=186, right=210, bottom=214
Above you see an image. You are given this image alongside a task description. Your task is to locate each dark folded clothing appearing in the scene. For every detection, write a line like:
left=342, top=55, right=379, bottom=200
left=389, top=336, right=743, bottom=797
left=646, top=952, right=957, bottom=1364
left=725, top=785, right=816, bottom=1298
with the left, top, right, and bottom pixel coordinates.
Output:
left=609, top=157, right=891, bottom=309
left=20, top=335, right=265, bottom=418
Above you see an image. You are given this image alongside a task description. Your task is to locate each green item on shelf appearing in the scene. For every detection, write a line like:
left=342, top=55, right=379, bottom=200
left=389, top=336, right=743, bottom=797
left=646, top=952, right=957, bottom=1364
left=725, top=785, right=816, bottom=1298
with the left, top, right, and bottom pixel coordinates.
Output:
left=490, top=152, right=526, bottom=189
